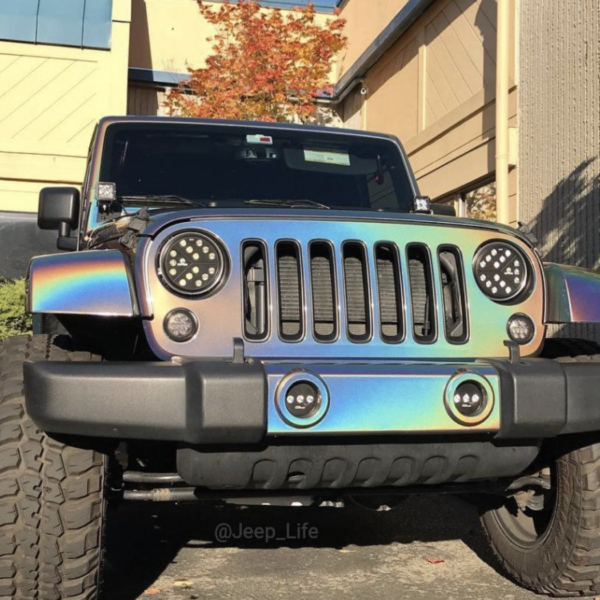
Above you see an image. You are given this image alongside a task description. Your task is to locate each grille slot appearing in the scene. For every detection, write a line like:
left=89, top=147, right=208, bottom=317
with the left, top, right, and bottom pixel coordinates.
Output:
left=276, top=241, right=303, bottom=341
left=343, top=243, right=371, bottom=342
left=244, top=237, right=467, bottom=348
left=439, top=247, right=468, bottom=343
left=407, top=244, right=436, bottom=343
left=376, top=243, right=404, bottom=343
left=310, top=242, right=337, bottom=342
left=242, top=241, right=268, bottom=341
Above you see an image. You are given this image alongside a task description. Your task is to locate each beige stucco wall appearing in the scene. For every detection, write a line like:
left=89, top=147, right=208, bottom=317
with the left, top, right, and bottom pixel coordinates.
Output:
left=519, top=0, right=600, bottom=341
left=339, top=0, right=518, bottom=222
left=0, top=0, right=339, bottom=214
left=129, top=0, right=216, bottom=74
left=127, top=0, right=337, bottom=117
left=0, top=0, right=132, bottom=213
left=130, top=0, right=334, bottom=76
left=336, top=0, right=413, bottom=81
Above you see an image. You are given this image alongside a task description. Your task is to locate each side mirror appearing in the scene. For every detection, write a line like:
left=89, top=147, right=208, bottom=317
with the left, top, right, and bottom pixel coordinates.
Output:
left=38, top=187, right=80, bottom=251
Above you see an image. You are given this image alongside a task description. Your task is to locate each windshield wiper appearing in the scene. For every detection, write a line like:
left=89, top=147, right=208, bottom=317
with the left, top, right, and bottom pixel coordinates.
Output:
left=119, top=195, right=206, bottom=208
left=244, top=199, right=331, bottom=210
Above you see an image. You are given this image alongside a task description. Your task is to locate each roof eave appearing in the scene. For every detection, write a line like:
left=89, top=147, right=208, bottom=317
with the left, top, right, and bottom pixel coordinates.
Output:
left=325, top=0, right=437, bottom=102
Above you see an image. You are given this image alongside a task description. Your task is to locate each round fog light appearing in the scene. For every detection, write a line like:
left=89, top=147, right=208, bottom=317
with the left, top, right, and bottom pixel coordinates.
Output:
left=444, top=372, right=494, bottom=426
left=276, top=372, right=330, bottom=428
left=164, top=309, right=198, bottom=342
left=285, top=381, right=321, bottom=418
left=453, top=381, right=484, bottom=416
left=507, top=314, right=535, bottom=344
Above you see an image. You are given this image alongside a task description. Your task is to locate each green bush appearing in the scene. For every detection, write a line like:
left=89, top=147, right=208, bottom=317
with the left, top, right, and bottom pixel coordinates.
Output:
left=0, top=279, right=32, bottom=342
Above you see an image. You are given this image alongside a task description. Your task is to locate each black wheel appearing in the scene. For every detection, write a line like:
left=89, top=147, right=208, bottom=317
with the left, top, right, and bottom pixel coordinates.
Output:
left=0, top=334, right=109, bottom=600
left=481, top=338, right=600, bottom=596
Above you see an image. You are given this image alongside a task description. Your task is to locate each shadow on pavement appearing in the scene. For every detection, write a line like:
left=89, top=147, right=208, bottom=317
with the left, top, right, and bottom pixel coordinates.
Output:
left=102, top=494, right=501, bottom=599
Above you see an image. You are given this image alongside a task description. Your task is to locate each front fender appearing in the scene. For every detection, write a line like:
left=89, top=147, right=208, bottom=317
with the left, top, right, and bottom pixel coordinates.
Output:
left=545, top=263, right=600, bottom=323
left=27, top=250, right=138, bottom=317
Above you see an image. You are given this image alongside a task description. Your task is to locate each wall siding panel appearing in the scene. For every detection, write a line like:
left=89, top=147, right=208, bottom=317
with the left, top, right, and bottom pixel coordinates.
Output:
left=366, top=36, right=419, bottom=140
left=351, top=0, right=508, bottom=202
left=127, top=84, right=169, bottom=116
left=0, top=1, right=130, bottom=213
left=520, top=0, right=600, bottom=341
left=423, top=0, right=496, bottom=125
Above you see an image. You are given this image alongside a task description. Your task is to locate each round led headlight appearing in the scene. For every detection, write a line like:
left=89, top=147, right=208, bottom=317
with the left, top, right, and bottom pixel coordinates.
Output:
left=474, top=241, right=529, bottom=302
left=507, top=313, right=535, bottom=344
left=164, top=308, right=198, bottom=342
left=159, top=232, right=226, bottom=296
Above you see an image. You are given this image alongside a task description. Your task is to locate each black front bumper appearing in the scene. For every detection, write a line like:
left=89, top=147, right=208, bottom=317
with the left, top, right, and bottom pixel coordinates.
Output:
left=24, top=360, right=267, bottom=444
left=23, top=357, right=600, bottom=490
left=24, top=357, right=600, bottom=444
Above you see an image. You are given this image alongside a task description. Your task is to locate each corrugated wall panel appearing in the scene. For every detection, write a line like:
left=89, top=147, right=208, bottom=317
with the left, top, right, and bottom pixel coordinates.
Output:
left=519, top=1, right=600, bottom=341
left=127, top=84, right=169, bottom=116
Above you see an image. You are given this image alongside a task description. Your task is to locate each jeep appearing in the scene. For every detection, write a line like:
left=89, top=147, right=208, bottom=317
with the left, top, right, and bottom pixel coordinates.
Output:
left=2, top=117, right=600, bottom=598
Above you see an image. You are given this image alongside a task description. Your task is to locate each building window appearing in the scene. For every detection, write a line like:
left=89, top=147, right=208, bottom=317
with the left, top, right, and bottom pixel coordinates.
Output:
left=436, top=182, right=497, bottom=221
left=0, top=0, right=113, bottom=50
left=463, top=182, right=497, bottom=221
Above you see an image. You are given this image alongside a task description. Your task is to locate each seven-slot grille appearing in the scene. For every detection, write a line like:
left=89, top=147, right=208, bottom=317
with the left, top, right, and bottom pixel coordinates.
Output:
left=241, top=240, right=468, bottom=345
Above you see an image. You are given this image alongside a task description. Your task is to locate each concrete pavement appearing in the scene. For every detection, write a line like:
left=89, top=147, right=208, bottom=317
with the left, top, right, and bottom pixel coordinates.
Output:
left=103, top=495, right=542, bottom=600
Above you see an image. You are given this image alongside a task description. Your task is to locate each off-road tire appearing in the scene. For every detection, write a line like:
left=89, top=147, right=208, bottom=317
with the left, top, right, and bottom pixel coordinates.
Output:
left=540, top=337, right=600, bottom=362
left=481, top=337, right=600, bottom=596
left=0, top=334, right=108, bottom=600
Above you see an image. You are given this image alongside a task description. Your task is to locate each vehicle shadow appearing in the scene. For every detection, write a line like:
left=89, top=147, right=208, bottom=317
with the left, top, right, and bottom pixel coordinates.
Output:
left=102, top=494, right=501, bottom=600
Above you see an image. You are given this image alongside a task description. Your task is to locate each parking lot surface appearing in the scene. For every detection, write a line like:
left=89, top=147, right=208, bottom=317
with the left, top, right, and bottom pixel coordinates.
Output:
left=103, top=494, right=545, bottom=600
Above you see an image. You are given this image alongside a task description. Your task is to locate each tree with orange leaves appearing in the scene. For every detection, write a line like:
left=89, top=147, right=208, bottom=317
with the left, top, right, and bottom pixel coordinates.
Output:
left=164, top=1, right=346, bottom=123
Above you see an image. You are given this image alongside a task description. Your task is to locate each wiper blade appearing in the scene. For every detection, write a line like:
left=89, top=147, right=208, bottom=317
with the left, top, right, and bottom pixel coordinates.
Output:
left=244, top=199, right=331, bottom=210
left=119, top=195, right=206, bottom=208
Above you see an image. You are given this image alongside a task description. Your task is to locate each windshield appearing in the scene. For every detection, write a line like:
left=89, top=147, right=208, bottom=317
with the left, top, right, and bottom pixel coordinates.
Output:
left=99, top=123, right=416, bottom=212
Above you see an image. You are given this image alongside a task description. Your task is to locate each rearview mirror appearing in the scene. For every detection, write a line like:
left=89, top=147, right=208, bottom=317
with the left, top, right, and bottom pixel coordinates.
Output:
left=38, top=187, right=80, bottom=251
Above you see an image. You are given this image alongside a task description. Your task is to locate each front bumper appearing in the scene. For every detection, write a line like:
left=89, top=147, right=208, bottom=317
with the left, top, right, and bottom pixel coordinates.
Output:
left=24, top=357, right=600, bottom=443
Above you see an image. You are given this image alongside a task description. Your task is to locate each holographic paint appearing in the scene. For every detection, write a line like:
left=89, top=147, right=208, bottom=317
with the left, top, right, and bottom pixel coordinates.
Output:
left=138, top=216, right=546, bottom=361
left=83, top=119, right=546, bottom=360
left=544, top=263, right=600, bottom=323
left=28, top=251, right=137, bottom=316
left=265, top=363, right=501, bottom=435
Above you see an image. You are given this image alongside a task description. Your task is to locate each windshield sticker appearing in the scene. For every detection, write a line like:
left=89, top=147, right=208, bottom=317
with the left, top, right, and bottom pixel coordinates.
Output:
left=246, top=134, right=273, bottom=145
left=304, top=149, right=351, bottom=167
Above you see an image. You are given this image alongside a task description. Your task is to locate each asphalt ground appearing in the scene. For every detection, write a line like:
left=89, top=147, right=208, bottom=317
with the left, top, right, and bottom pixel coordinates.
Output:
left=102, top=494, right=546, bottom=600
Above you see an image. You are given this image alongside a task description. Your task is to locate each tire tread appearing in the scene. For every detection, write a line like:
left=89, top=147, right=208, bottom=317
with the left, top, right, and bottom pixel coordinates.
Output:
left=0, top=334, right=106, bottom=600
left=484, top=338, right=600, bottom=596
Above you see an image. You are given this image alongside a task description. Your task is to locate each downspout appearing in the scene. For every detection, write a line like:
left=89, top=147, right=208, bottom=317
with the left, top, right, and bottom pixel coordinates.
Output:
left=496, top=0, right=511, bottom=224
